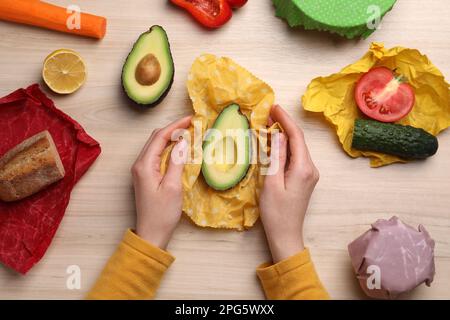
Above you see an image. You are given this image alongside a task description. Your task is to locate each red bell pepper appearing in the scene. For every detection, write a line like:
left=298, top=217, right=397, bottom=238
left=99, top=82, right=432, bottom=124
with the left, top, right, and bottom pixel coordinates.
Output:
left=226, top=0, right=247, bottom=8
left=171, top=0, right=232, bottom=29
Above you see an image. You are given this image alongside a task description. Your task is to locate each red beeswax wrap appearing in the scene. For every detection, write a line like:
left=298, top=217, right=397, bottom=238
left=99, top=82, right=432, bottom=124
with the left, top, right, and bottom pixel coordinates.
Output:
left=0, top=84, right=101, bottom=274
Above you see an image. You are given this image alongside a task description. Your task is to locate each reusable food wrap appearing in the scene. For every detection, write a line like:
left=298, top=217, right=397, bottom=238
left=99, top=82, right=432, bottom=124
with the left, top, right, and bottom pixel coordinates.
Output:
left=302, top=43, right=450, bottom=167
left=272, top=0, right=397, bottom=39
left=348, top=216, right=435, bottom=299
left=161, top=54, right=275, bottom=230
left=0, top=84, right=101, bottom=274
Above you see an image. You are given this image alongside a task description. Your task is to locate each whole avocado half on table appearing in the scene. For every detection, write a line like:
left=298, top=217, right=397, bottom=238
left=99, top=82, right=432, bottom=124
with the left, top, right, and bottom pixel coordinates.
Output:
left=202, top=104, right=251, bottom=191
left=352, top=119, right=438, bottom=160
left=122, top=25, right=174, bottom=107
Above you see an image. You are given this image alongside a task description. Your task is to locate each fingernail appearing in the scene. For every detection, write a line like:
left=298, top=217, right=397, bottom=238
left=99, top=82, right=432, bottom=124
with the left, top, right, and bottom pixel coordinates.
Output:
left=171, top=138, right=189, bottom=165
left=178, top=137, right=188, bottom=151
left=273, top=131, right=285, bottom=146
left=178, top=138, right=189, bottom=163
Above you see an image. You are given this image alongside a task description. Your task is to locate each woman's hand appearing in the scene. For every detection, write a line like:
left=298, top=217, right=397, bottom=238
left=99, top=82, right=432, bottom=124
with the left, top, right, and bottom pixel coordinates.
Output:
left=259, top=105, right=320, bottom=263
left=131, top=116, right=191, bottom=250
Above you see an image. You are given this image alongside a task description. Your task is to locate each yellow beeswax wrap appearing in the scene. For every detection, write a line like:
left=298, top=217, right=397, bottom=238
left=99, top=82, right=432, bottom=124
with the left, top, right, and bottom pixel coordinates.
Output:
left=161, top=54, right=275, bottom=230
left=302, top=42, right=450, bottom=167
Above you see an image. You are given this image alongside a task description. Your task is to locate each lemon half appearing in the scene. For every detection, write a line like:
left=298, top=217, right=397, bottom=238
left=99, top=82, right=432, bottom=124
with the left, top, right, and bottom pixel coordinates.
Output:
left=42, top=49, right=87, bottom=94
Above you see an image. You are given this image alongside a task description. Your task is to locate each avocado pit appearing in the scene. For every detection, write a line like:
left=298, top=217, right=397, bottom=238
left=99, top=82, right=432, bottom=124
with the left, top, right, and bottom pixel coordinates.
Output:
left=135, top=53, right=161, bottom=86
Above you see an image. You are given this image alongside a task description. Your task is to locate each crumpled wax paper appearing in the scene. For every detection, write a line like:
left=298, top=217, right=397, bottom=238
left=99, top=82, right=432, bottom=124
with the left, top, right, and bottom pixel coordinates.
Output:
left=0, top=84, right=101, bottom=274
left=302, top=42, right=450, bottom=167
left=161, top=54, right=275, bottom=230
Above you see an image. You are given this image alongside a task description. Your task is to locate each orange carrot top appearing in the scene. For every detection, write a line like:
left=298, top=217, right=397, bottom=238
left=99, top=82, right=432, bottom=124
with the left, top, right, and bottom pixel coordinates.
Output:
left=0, top=0, right=107, bottom=39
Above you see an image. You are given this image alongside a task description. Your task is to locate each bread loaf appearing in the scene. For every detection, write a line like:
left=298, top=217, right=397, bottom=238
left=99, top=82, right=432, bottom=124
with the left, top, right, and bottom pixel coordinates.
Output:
left=0, top=131, right=65, bottom=202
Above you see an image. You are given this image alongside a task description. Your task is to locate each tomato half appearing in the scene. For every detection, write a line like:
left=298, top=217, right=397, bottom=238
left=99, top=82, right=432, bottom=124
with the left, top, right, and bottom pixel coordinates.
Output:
left=354, top=67, right=415, bottom=123
left=226, top=0, right=248, bottom=8
left=171, top=0, right=232, bottom=29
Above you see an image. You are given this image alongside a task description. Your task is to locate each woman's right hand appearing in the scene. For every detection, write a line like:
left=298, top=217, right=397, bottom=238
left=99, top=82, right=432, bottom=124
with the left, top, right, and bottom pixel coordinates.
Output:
left=259, top=105, right=320, bottom=263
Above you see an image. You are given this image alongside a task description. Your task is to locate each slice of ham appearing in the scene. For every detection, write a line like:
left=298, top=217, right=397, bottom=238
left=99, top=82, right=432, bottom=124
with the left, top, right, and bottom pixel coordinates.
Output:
left=0, top=84, right=101, bottom=274
left=348, top=216, right=435, bottom=299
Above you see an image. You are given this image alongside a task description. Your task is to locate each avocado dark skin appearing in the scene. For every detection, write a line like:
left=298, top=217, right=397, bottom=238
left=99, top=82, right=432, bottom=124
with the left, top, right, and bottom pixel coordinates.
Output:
left=121, top=25, right=175, bottom=108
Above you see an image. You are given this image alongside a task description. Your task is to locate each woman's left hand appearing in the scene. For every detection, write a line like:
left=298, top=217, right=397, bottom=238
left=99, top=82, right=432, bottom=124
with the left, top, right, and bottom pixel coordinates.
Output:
left=132, top=116, right=191, bottom=250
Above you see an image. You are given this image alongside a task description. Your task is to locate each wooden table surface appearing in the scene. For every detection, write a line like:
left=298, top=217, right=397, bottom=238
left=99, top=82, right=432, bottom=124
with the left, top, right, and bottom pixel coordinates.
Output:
left=0, top=0, right=449, bottom=300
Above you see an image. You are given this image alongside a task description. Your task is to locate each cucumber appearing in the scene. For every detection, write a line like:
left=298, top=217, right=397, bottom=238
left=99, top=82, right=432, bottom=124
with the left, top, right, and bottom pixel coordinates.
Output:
left=352, top=119, right=438, bottom=160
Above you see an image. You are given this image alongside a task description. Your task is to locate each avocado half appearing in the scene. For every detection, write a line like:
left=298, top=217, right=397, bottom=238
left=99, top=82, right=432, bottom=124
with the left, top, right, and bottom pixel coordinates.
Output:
left=122, top=25, right=174, bottom=107
left=202, top=104, right=251, bottom=191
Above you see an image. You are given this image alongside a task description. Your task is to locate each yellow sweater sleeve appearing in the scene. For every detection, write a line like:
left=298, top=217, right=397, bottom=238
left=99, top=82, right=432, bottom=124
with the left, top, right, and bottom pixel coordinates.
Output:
left=256, top=248, right=330, bottom=300
left=86, top=229, right=174, bottom=300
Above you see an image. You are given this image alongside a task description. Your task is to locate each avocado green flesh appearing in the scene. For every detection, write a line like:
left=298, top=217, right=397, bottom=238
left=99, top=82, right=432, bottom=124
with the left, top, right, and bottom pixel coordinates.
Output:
left=202, top=104, right=251, bottom=191
left=122, top=25, right=174, bottom=106
left=352, top=119, right=438, bottom=160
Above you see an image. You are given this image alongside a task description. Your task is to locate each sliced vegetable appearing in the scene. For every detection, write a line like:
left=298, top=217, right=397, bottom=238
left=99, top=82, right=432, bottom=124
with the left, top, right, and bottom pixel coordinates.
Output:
left=171, top=0, right=232, bottom=28
left=355, top=67, right=415, bottom=123
left=226, top=0, right=248, bottom=8
left=352, top=119, right=438, bottom=160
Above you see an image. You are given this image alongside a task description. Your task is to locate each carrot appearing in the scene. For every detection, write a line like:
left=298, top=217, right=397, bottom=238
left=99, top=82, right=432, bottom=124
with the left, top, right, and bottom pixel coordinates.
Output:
left=0, top=0, right=107, bottom=39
